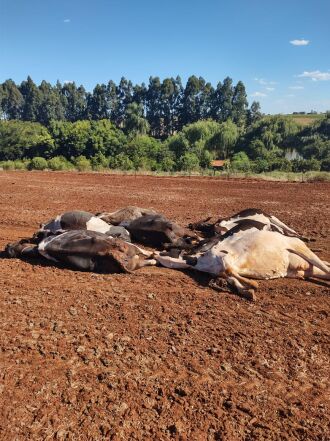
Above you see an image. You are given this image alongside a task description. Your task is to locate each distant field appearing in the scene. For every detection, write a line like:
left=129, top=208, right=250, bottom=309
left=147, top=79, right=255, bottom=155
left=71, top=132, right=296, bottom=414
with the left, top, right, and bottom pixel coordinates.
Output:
left=282, top=113, right=324, bottom=126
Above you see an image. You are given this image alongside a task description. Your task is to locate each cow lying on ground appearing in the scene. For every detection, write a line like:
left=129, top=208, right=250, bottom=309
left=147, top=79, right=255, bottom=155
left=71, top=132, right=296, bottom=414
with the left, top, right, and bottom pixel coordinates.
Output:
left=37, top=210, right=130, bottom=242
left=97, top=207, right=199, bottom=249
left=126, top=214, right=200, bottom=248
left=189, top=208, right=308, bottom=241
left=6, top=230, right=156, bottom=272
left=156, top=223, right=329, bottom=300
left=97, top=206, right=159, bottom=227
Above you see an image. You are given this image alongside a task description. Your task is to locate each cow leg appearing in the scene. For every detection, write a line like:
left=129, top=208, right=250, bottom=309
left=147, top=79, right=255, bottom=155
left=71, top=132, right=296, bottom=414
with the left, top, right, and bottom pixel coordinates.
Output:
left=128, top=256, right=157, bottom=271
left=210, top=270, right=257, bottom=301
left=224, top=275, right=257, bottom=301
left=305, top=266, right=330, bottom=280
left=226, top=276, right=257, bottom=301
left=287, top=250, right=330, bottom=280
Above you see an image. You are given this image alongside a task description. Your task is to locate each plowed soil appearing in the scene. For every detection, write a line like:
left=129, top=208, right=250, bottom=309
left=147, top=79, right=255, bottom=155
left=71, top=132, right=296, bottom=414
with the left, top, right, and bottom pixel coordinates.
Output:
left=0, top=171, right=329, bottom=441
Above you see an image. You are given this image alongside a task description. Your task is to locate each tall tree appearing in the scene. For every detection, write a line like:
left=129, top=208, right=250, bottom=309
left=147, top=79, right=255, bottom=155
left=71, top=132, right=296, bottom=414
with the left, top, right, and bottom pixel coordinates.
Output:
left=19, top=76, right=41, bottom=121
left=161, top=76, right=183, bottom=137
left=107, top=80, right=119, bottom=123
left=87, top=83, right=109, bottom=120
left=38, top=80, right=65, bottom=124
left=146, top=76, right=162, bottom=137
left=132, top=83, right=147, bottom=109
left=112, top=77, right=133, bottom=127
left=232, top=81, right=248, bottom=126
left=211, top=77, right=234, bottom=122
left=180, top=76, right=205, bottom=127
left=0, top=79, right=24, bottom=119
left=61, top=82, right=87, bottom=121
left=247, top=101, right=262, bottom=125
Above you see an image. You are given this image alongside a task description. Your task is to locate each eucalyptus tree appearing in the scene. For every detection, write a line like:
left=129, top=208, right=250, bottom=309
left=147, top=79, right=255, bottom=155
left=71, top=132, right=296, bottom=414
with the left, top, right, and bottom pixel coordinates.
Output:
left=0, top=79, right=24, bottom=120
left=87, top=83, right=109, bottom=120
left=146, top=76, right=162, bottom=137
left=180, top=76, right=209, bottom=127
left=211, top=77, right=234, bottom=122
left=38, top=80, right=65, bottom=124
left=19, top=76, right=41, bottom=121
left=161, top=76, right=183, bottom=137
left=112, top=77, right=133, bottom=127
left=247, top=101, right=262, bottom=125
left=61, top=82, right=87, bottom=121
left=232, top=81, right=248, bottom=127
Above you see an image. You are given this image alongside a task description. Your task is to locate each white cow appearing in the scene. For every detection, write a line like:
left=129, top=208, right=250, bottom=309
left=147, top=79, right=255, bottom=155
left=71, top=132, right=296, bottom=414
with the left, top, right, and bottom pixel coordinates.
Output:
left=156, top=228, right=329, bottom=300
left=38, top=211, right=130, bottom=241
left=190, top=208, right=306, bottom=240
left=216, top=208, right=302, bottom=238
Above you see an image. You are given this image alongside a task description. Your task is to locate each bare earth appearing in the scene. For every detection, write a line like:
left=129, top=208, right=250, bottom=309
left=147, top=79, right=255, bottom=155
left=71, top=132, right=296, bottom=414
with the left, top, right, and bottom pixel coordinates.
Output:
left=0, top=171, right=329, bottom=441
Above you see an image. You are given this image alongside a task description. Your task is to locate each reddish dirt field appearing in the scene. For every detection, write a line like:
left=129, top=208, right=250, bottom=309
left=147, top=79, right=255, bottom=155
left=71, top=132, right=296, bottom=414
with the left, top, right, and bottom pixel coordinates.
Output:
left=0, top=171, right=329, bottom=441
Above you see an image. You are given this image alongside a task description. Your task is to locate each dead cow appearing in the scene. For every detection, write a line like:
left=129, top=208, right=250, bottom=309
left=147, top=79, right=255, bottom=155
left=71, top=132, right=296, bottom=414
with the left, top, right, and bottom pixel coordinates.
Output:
left=97, top=206, right=159, bottom=227
left=126, top=214, right=199, bottom=248
left=37, top=210, right=130, bottom=242
left=189, top=208, right=306, bottom=240
left=6, top=230, right=156, bottom=273
left=156, top=227, right=330, bottom=301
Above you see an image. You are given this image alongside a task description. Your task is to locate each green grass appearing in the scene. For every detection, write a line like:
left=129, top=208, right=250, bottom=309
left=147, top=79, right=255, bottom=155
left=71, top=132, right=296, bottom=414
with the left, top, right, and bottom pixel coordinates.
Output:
left=1, top=166, right=329, bottom=182
left=281, top=113, right=324, bottom=127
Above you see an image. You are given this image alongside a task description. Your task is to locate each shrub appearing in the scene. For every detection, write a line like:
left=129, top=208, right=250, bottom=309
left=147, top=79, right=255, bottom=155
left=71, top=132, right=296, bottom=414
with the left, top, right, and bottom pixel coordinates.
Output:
left=292, top=158, right=321, bottom=173
left=29, top=157, right=48, bottom=170
left=269, top=158, right=292, bottom=172
left=251, top=159, right=270, bottom=173
left=14, top=160, right=27, bottom=170
left=90, top=153, right=110, bottom=171
left=1, top=160, right=15, bottom=170
left=179, top=152, right=200, bottom=172
left=110, top=153, right=134, bottom=170
left=199, top=149, right=213, bottom=169
left=321, top=157, right=330, bottom=172
left=231, top=151, right=251, bottom=172
left=160, top=157, right=175, bottom=172
left=48, top=156, right=73, bottom=171
left=74, top=156, right=91, bottom=172
left=306, top=172, right=330, bottom=182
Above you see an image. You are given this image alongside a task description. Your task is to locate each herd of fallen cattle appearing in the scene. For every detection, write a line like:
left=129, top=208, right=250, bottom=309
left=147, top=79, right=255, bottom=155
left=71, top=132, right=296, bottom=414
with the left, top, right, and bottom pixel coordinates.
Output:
left=5, top=206, right=330, bottom=301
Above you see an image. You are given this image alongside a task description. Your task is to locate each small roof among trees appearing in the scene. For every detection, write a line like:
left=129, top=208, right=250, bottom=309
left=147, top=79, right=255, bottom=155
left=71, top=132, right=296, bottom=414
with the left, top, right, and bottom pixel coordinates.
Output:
left=211, top=160, right=225, bottom=168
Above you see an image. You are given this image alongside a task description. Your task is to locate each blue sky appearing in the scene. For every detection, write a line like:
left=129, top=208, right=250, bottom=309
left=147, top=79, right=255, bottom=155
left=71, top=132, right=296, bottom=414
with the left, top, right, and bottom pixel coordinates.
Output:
left=1, top=0, right=330, bottom=114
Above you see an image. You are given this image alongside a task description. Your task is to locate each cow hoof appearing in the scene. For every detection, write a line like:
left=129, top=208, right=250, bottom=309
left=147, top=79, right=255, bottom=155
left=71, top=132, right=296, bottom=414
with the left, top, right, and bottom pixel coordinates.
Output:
left=209, top=278, right=231, bottom=292
left=240, top=289, right=256, bottom=302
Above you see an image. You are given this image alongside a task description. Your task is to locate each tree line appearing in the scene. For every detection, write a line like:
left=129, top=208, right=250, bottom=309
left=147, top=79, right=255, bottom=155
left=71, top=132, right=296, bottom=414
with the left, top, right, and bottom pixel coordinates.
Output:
left=0, top=76, right=262, bottom=137
left=0, top=113, right=329, bottom=173
left=0, top=75, right=329, bottom=174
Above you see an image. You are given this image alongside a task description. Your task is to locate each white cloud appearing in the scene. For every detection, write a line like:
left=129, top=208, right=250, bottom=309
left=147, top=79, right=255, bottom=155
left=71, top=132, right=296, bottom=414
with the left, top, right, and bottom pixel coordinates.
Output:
left=254, top=78, right=277, bottom=86
left=64, top=80, right=74, bottom=84
left=251, top=92, right=267, bottom=98
left=298, top=70, right=330, bottom=81
left=265, top=87, right=275, bottom=91
left=290, top=39, right=310, bottom=46
left=289, top=85, right=304, bottom=90
left=63, top=18, right=71, bottom=23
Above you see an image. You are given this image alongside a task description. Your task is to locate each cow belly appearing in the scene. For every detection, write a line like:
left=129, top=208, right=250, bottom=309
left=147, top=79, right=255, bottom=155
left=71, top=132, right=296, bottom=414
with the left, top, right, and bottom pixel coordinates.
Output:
left=232, top=248, right=290, bottom=279
left=62, top=255, right=96, bottom=271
